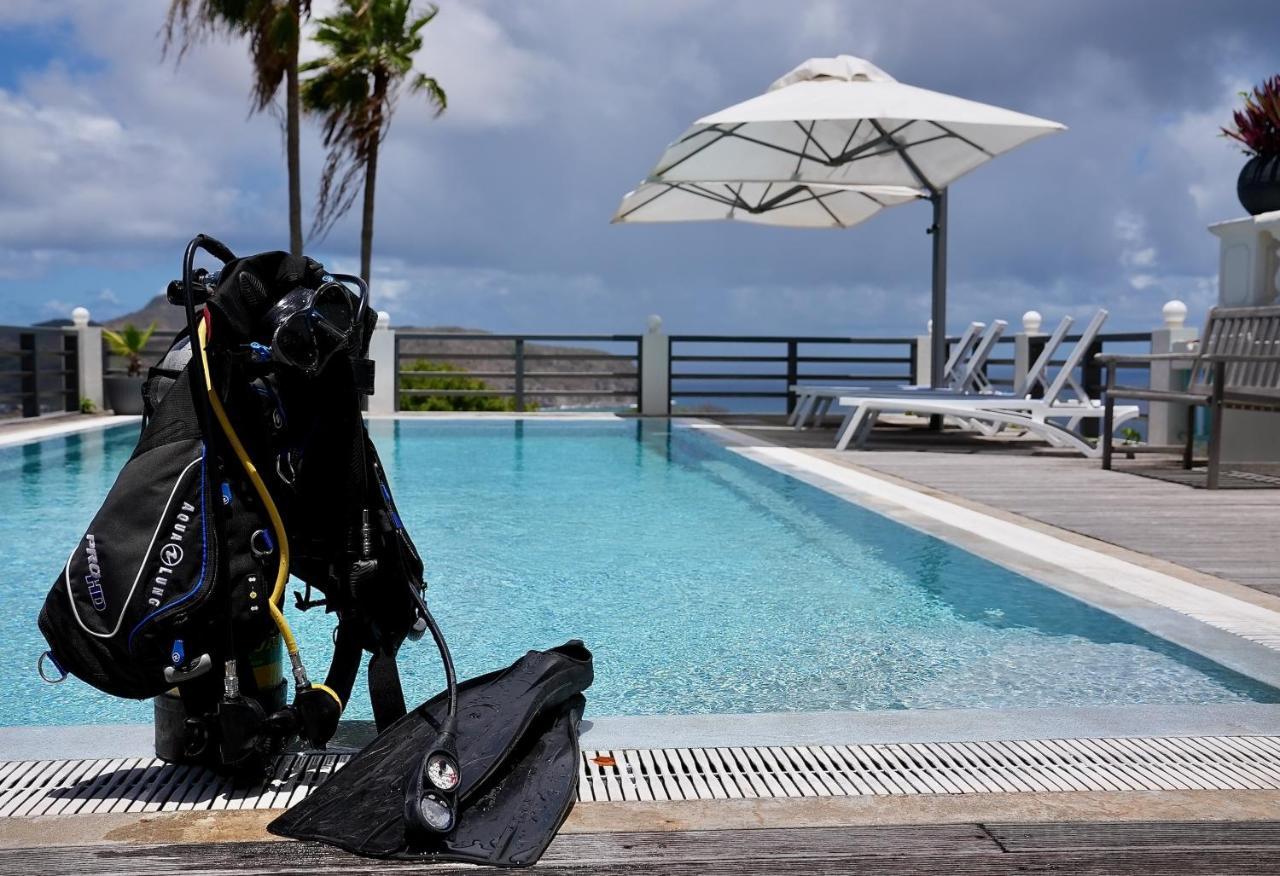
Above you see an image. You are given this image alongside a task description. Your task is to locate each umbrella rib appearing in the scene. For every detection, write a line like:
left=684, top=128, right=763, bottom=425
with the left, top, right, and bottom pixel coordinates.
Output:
left=656, top=123, right=749, bottom=175
left=926, top=120, right=995, bottom=158
left=869, top=118, right=937, bottom=193
left=830, top=119, right=914, bottom=165
left=791, top=119, right=832, bottom=169
left=839, top=119, right=864, bottom=160
left=810, top=188, right=844, bottom=226
left=615, top=182, right=683, bottom=220
left=758, top=184, right=809, bottom=211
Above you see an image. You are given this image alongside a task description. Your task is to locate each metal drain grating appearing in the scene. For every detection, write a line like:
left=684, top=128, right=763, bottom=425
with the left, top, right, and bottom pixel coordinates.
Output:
left=578, top=736, right=1280, bottom=801
left=4, top=735, right=1280, bottom=817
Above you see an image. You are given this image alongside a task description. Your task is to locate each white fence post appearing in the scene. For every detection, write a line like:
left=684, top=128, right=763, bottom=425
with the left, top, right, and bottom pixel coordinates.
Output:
left=913, top=321, right=931, bottom=387
left=1146, top=300, right=1198, bottom=446
left=1013, top=310, right=1043, bottom=394
left=71, top=306, right=103, bottom=411
left=367, top=311, right=396, bottom=415
left=640, top=315, right=669, bottom=416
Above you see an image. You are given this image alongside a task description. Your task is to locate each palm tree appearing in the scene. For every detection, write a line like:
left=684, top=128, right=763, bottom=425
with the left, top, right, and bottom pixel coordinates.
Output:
left=164, top=0, right=311, bottom=257
left=301, top=0, right=446, bottom=281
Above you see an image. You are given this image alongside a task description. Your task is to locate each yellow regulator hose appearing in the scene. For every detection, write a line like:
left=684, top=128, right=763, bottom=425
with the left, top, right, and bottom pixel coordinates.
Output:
left=195, top=315, right=341, bottom=710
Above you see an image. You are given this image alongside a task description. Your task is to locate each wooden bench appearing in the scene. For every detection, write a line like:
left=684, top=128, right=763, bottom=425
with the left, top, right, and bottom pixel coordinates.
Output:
left=1097, top=304, right=1280, bottom=489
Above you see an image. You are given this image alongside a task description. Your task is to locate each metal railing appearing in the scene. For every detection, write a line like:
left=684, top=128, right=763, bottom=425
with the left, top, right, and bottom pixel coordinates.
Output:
left=0, top=325, right=79, bottom=419
left=668, top=334, right=918, bottom=414
left=666, top=330, right=1155, bottom=418
left=394, top=333, right=642, bottom=412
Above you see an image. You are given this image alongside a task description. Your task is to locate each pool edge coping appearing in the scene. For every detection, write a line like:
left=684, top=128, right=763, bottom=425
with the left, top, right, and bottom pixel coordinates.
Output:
left=7, top=703, right=1280, bottom=760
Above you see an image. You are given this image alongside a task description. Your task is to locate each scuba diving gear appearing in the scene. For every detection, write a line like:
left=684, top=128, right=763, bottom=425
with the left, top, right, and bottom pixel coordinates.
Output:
left=269, top=642, right=593, bottom=867
left=39, top=234, right=457, bottom=778
left=39, top=233, right=590, bottom=866
left=263, top=279, right=360, bottom=376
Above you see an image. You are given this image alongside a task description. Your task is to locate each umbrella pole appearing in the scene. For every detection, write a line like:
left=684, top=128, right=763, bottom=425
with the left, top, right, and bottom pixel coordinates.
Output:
left=929, top=188, right=948, bottom=389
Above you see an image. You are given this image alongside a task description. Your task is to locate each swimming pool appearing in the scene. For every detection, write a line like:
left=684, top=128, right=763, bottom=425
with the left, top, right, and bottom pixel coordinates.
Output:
left=2, top=418, right=1276, bottom=726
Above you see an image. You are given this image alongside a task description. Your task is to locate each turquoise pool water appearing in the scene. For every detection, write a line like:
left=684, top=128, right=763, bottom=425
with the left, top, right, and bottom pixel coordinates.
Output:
left=2, top=419, right=1276, bottom=726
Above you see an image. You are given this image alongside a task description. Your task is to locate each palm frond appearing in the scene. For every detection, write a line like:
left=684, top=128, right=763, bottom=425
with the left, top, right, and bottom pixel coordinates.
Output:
left=302, top=0, right=446, bottom=239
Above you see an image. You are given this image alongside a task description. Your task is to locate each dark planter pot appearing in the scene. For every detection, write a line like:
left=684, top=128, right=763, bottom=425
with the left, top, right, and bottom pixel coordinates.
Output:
left=104, top=375, right=145, bottom=415
left=1237, top=154, right=1280, bottom=216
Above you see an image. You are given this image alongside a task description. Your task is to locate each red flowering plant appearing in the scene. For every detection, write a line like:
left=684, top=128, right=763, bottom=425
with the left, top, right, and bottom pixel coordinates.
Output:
left=1223, top=75, right=1280, bottom=157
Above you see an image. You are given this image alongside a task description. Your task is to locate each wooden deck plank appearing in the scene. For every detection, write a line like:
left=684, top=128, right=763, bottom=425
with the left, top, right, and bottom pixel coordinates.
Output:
left=5, top=821, right=1280, bottom=875
left=718, top=420, right=1280, bottom=596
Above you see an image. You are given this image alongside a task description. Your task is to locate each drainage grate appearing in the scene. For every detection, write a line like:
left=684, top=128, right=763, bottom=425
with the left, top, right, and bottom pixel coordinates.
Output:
left=578, top=736, right=1280, bottom=801
left=4, top=735, right=1280, bottom=816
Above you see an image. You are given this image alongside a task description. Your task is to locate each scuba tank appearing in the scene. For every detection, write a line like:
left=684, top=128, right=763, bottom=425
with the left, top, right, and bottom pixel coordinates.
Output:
left=38, top=235, right=459, bottom=783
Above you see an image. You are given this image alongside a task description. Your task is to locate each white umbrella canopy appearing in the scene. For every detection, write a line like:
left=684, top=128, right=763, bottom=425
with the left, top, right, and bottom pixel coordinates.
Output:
left=612, top=181, right=925, bottom=228
left=627, top=55, right=1066, bottom=387
left=651, top=55, right=1065, bottom=191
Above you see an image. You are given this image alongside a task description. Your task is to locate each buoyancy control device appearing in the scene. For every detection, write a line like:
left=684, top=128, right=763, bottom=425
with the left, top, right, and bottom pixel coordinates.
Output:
left=38, top=235, right=459, bottom=781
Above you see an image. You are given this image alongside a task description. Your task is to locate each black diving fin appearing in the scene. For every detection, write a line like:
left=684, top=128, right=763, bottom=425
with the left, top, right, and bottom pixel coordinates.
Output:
left=268, top=641, right=593, bottom=867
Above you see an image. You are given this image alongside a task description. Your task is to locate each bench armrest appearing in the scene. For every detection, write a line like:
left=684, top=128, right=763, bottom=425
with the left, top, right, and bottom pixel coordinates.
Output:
left=1094, top=352, right=1195, bottom=365
left=1200, top=352, right=1280, bottom=363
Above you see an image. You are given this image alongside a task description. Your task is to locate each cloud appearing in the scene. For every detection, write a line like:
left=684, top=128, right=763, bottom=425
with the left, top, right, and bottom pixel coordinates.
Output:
left=1, top=0, right=1279, bottom=334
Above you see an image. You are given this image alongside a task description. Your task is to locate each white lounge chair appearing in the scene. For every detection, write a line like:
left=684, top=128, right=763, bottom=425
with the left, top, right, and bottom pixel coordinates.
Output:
left=831, top=309, right=1140, bottom=457
left=790, top=320, right=1007, bottom=429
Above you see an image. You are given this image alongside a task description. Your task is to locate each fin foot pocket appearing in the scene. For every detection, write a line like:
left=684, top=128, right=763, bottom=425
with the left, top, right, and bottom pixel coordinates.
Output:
left=268, top=642, right=592, bottom=868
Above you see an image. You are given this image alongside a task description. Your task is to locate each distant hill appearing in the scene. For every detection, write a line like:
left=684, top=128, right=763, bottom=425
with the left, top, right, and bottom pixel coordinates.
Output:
left=106, top=294, right=182, bottom=331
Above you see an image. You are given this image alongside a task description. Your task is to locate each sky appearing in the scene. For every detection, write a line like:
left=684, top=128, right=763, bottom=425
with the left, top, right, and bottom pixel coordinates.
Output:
left=0, top=0, right=1276, bottom=335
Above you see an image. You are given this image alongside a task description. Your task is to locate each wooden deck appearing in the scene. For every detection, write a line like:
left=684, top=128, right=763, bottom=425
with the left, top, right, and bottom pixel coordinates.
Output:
left=8, top=821, right=1280, bottom=874
left=714, top=418, right=1280, bottom=596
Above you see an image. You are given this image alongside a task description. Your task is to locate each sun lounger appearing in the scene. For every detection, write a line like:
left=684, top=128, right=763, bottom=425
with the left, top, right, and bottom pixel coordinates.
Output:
left=831, top=309, right=1140, bottom=456
left=790, top=320, right=1006, bottom=429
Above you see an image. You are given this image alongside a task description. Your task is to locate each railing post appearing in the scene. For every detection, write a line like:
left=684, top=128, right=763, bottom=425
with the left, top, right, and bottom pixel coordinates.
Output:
left=913, top=322, right=931, bottom=387
left=1147, top=300, right=1198, bottom=446
left=514, top=338, right=525, bottom=412
left=1013, top=310, right=1044, bottom=396
left=640, top=315, right=670, bottom=416
left=785, top=340, right=798, bottom=415
left=19, top=332, right=38, bottom=417
left=366, top=311, right=396, bottom=416
left=71, top=306, right=103, bottom=412
left=62, top=331, right=78, bottom=412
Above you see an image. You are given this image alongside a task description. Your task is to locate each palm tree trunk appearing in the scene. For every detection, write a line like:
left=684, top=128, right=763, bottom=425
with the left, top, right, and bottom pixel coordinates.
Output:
left=285, top=0, right=303, bottom=257
left=360, top=73, right=388, bottom=282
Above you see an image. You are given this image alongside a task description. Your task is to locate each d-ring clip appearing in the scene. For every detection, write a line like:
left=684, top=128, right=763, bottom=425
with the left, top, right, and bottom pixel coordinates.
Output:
left=38, top=651, right=68, bottom=684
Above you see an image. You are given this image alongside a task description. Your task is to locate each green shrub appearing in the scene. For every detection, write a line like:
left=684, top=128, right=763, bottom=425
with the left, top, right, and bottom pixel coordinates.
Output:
left=399, top=360, right=532, bottom=411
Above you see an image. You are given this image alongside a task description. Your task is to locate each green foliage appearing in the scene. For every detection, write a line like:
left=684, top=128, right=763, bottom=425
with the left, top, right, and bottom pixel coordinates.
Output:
left=301, top=0, right=445, bottom=240
left=165, top=0, right=311, bottom=111
left=79, top=397, right=97, bottom=414
left=102, top=322, right=158, bottom=377
left=1223, top=75, right=1280, bottom=157
left=1120, top=426, right=1142, bottom=445
left=399, top=360, right=530, bottom=412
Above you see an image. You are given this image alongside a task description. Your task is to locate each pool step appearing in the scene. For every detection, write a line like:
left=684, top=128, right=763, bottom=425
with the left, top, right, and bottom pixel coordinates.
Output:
left=4, top=735, right=1280, bottom=816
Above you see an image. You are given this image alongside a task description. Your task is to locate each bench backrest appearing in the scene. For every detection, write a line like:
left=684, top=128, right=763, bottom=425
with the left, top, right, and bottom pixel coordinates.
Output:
left=1189, top=305, right=1280, bottom=404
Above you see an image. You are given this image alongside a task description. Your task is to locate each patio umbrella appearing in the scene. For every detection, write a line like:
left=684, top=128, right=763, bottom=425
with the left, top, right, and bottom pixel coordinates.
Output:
left=612, top=181, right=925, bottom=228
left=627, top=54, right=1065, bottom=386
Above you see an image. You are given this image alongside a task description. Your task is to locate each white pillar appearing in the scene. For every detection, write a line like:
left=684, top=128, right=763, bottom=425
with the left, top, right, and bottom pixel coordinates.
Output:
left=1146, top=300, right=1199, bottom=446
left=913, top=321, right=932, bottom=387
left=70, top=306, right=103, bottom=411
left=640, top=314, right=669, bottom=416
left=366, top=311, right=396, bottom=415
left=1207, top=210, right=1280, bottom=461
left=1013, top=310, right=1043, bottom=395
